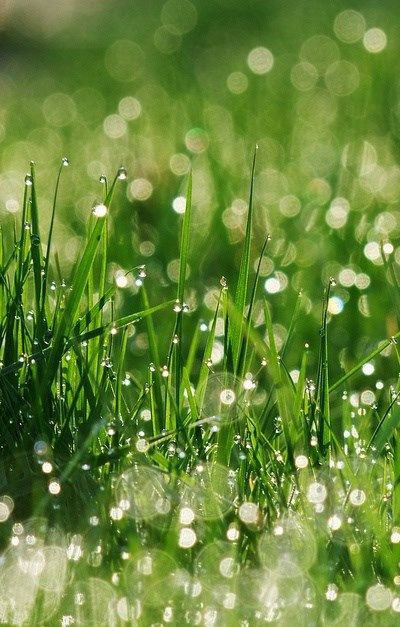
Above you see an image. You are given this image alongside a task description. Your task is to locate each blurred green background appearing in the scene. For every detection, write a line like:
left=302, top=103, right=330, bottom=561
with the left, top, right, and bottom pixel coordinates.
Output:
left=1, top=0, right=400, bottom=392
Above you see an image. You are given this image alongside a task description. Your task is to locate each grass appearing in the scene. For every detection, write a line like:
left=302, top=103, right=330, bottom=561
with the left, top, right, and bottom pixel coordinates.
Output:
left=1, top=160, right=400, bottom=625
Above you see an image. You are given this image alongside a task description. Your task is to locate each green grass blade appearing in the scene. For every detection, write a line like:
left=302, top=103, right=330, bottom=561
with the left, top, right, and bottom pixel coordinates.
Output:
left=44, top=211, right=107, bottom=388
left=231, top=146, right=257, bottom=371
left=315, top=281, right=332, bottom=455
left=73, top=285, right=115, bottom=336
left=238, top=233, right=269, bottom=377
left=195, top=290, right=222, bottom=411
left=330, top=331, right=400, bottom=393
left=28, top=162, right=43, bottom=321
left=177, top=170, right=192, bottom=305
left=141, top=284, right=163, bottom=421
left=41, top=158, right=68, bottom=314
left=368, top=391, right=400, bottom=452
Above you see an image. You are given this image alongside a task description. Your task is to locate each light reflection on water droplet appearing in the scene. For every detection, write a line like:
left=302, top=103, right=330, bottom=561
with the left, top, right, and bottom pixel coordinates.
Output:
left=238, top=502, right=260, bottom=525
left=366, top=583, right=392, bottom=611
left=349, top=488, right=366, bottom=506
left=178, top=527, right=197, bottom=548
left=117, top=166, right=127, bottom=180
left=220, top=388, right=235, bottom=406
left=307, top=482, right=328, bottom=504
left=92, top=203, right=108, bottom=218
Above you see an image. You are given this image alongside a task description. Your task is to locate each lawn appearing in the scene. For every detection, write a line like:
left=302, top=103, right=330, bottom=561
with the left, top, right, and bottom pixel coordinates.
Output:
left=1, top=1, right=400, bottom=625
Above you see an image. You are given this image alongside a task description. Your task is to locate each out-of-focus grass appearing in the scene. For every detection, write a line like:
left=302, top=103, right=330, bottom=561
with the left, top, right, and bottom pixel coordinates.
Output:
left=1, top=1, right=400, bottom=385
left=1, top=1, right=400, bottom=623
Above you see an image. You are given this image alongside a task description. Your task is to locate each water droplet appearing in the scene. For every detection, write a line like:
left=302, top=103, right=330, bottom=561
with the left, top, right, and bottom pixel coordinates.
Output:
left=92, top=203, right=108, bottom=218
left=42, top=461, right=53, bottom=474
left=25, top=174, right=33, bottom=186
left=349, top=488, right=366, bottom=506
left=62, top=156, right=70, bottom=167
left=173, top=300, right=182, bottom=313
left=220, top=389, right=236, bottom=406
left=99, top=174, right=107, bottom=184
left=136, top=438, right=149, bottom=453
left=238, top=502, right=260, bottom=525
left=328, top=515, right=342, bottom=531
left=178, top=527, right=197, bottom=548
left=295, top=454, right=308, bottom=469
left=117, top=166, right=127, bottom=180
left=48, top=479, right=61, bottom=495
left=220, top=276, right=228, bottom=288
left=307, top=481, right=328, bottom=504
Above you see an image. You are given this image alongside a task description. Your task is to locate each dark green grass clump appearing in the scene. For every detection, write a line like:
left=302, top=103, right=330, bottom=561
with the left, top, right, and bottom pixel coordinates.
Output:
left=1, top=160, right=400, bottom=625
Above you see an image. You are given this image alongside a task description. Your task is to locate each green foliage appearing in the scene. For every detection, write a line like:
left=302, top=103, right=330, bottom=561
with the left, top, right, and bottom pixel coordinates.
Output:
left=0, top=165, right=400, bottom=624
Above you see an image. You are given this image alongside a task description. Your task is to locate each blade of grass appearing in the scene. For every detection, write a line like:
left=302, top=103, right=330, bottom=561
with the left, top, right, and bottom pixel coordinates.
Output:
left=231, top=145, right=257, bottom=372
left=367, top=390, right=400, bottom=452
left=43, top=174, right=120, bottom=391
left=238, top=233, right=269, bottom=378
left=330, top=332, right=400, bottom=393
left=41, top=158, right=69, bottom=316
left=29, top=162, right=43, bottom=323
left=315, top=281, right=332, bottom=457
left=177, top=170, right=192, bottom=306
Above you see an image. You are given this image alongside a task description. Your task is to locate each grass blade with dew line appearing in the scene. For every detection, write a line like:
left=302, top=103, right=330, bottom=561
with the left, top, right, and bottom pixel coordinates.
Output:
left=393, top=435, right=400, bottom=526
left=162, top=171, right=193, bottom=433
left=231, top=145, right=258, bottom=373
left=94, top=173, right=118, bottom=383
left=238, top=233, right=270, bottom=378
left=43, top=170, right=121, bottom=391
left=16, top=173, right=30, bottom=289
left=73, top=285, right=116, bottom=336
left=330, top=331, right=400, bottom=393
left=227, top=295, right=296, bottom=462
left=177, top=169, right=192, bottom=307
left=314, top=279, right=333, bottom=457
left=67, top=300, right=175, bottom=347
left=293, top=342, right=309, bottom=443
left=28, top=162, right=43, bottom=323
left=40, top=157, right=69, bottom=317
left=112, top=327, right=128, bottom=458
left=182, top=365, right=199, bottom=423
left=2, top=174, right=32, bottom=370
left=185, top=320, right=201, bottom=379
left=381, top=242, right=400, bottom=328
left=367, top=390, right=400, bottom=453
left=148, top=366, right=161, bottom=437
left=263, top=298, right=296, bottom=465
left=194, top=289, right=222, bottom=411
left=73, top=266, right=138, bottom=337
left=141, top=284, right=163, bottom=423
left=281, top=289, right=304, bottom=361
left=175, top=170, right=193, bottom=420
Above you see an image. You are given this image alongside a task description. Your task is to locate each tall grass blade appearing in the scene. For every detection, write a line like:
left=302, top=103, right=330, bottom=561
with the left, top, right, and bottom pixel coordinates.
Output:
left=177, top=170, right=192, bottom=306
left=231, top=146, right=257, bottom=372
